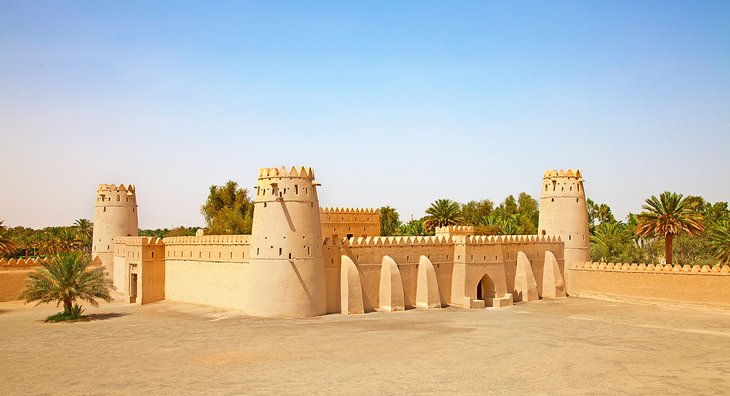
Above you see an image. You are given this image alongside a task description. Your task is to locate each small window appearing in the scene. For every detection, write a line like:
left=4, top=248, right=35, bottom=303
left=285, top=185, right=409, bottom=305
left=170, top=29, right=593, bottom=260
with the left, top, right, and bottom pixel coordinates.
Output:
left=288, top=253, right=292, bottom=259
left=103, top=207, right=106, bottom=212
left=264, top=202, right=267, bottom=208
left=117, top=195, right=120, bottom=202
left=569, top=235, right=572, bottom=240
left=551, top=198, right=554, bottom=202
left=307, top=247, right=311, bottom=256
left=256, top=248, right=259, bottom=255
left=151, top=252, right=154, bottom=258
left=279, top=248, right=282, bottom=256
left=295, top=185, right=299, bottom=194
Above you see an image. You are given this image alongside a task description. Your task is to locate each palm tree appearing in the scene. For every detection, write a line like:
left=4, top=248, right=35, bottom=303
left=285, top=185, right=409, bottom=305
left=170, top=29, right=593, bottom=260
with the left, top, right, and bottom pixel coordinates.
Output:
left=58, top=227, right=80, bottom=253
left=74, top=219, right=93, bottom=253
left=422, top=199, right=463, bottom=231
left=708, top=220, right=730, bottom=265
left=21, top=252, right=114, bottom=319
left=40, top=227, right=63, bottom=255
left=635, top=192, right=704, bottom=265
left=590, top=222, right=631, bottom=262
left=0, top=220, right=16, bottom=257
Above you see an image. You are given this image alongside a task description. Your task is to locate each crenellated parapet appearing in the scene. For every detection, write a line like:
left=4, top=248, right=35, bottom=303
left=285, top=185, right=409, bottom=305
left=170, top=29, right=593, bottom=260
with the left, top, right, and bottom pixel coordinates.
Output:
left=163, top=235, right=251, bottom=245
left=321, top=207, right=379, bottom=215
left=465, top=234, right=562, bottom=245
left=258, top=166, right=315, bottom=179
left=0, top=257, right=51, bottom=268
left=435, top=226, right=474, bottom=237
left=97, top=183, right=136, bottom=193
left=572, top=261, right=730, bottom=275
left=115, top=236, right=165, bottom=247
left=324, top=235, right=453, bottom=247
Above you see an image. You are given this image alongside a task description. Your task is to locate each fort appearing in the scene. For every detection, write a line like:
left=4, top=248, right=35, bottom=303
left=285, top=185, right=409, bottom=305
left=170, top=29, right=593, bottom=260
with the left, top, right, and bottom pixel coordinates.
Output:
left=3, top=167, right=729, bottom=313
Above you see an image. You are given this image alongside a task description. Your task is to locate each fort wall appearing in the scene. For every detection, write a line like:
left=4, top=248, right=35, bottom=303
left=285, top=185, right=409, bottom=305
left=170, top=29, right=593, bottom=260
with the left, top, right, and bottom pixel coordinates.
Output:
left=160, top=235, right=251, bottom=309
left=320, top=207, right=380, bottom=240
left=0, top=258, right=50, bottom=302
left=113, top=236, right=165, bottom=304
left=323, top=234, right=564, bottom=313
left=570, top=262, right=730, bottom=308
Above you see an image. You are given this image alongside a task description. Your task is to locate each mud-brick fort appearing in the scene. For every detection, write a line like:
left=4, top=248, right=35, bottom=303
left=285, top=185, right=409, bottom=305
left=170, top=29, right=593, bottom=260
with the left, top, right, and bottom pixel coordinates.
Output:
left=2, top=167, right=729, bottom=314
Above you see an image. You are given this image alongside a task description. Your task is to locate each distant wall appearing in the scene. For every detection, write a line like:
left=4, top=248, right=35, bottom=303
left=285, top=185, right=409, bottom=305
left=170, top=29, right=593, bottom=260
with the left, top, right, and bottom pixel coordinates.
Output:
left=570, top=262, right=730, bottom=308
left=320, top=207, right=380, bottom=240
left=0, top=258, right=47, bottom=302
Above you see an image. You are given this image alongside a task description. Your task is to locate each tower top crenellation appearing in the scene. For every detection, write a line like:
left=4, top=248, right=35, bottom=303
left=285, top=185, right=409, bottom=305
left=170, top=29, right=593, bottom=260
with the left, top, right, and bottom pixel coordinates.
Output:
left=258, top=166, right=315, bottom=180
left=542, top=169, right=582, bottom=180
left=97, top=184, right=136, bottom=194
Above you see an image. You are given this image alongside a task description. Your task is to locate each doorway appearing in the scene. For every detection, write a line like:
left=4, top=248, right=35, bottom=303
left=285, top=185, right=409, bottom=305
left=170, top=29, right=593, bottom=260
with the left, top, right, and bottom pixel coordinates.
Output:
left=130, top=273, right=138, bottom=303
left=476, top=274, right=496, bottom=306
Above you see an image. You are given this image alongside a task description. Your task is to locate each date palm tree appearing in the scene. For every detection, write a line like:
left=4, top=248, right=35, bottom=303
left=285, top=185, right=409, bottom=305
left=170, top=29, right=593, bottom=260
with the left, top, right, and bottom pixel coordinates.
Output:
left=21, top=252, right=114, bottom=319
left=74, top=219, right=93, bottom=253
left=708, top=219, right=730, bottom=265
left=422, top=199, right=463, bottom=232
left=0, top=220, right=16, bottom=256
left=590, top=222, right=631, bottom=262
left=635, top=192, right=704, bottom=265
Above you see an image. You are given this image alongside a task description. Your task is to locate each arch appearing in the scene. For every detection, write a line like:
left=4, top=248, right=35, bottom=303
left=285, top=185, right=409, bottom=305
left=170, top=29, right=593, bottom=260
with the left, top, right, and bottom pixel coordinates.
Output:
left=475, top=273, right=496, bottom=305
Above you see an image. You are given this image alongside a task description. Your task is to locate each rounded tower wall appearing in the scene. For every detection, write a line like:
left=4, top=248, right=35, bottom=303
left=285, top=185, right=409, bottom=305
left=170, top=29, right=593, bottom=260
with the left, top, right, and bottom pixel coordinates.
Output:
left=246, top=166, right=326, bottom=317
left=92, top=184, right=139, bottom=274
left=537, top=170, right=590, bottom=293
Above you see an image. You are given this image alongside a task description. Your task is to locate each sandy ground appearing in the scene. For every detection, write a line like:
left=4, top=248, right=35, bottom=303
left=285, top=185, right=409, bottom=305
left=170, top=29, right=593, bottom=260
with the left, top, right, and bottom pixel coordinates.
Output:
left=1, top=297, right=730, bottom=395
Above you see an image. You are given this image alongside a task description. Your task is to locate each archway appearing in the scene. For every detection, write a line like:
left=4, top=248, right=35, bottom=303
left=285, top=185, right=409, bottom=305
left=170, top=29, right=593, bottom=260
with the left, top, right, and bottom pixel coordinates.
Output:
left=476, top=274, right=496, bottom=306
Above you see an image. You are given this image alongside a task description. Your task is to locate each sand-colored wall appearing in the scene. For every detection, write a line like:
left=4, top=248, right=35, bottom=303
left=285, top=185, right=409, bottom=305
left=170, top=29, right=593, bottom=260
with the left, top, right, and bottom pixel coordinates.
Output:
left=162, top=235, right=251, bottom=309
left=113, top=236, right=165, bottom=304
left=0, top=258, right=47, bottom=301
left=570, top=262, right=730, bottom=308
left=322, top=234, right=564, bottom=313
left=320, top=207, right=380, bottom=240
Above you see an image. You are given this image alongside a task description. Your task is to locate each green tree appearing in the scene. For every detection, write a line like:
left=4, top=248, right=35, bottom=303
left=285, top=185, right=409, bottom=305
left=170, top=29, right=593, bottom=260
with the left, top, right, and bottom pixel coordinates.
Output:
left=423, top=199, right=463, bottom=232
left=398, top=219, right=426, bottom=236
left=708, top=219, right=730, bottom=265
left=493, top=195, right=518, bottom=220
left=21, top=252, right=115, bottom=321
left=379, top=206, right=402, bottom=236
left=587, top=199, right=616, bottom=232
left=201, top=181, right=254, bottom=235
left=0, top=220, right=17, bottom=257
left=636, top=192, right=705, bottom=265
left=74, top=219, right=93, bottom=253
left=517, top=193, right=539, bottom=234
left=590, top=222, right=631, bottom=262
left=461, top=200, right=494, bottom=226
left=498, top=215, right=521, bottom=235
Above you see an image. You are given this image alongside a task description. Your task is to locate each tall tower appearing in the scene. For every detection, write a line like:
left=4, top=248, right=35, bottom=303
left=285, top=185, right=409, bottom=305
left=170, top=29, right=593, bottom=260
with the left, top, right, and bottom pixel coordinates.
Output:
left=92, top=184, right=138, bottom=276
left=246, top=166, right=326, bottom=317
left=538, top=169, right=590, bottom=293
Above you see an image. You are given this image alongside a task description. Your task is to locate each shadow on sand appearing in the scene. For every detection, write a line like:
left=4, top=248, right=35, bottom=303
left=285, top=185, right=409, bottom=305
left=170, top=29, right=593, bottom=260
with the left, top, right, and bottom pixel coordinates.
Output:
left=80, top=312, right=127, bottom=322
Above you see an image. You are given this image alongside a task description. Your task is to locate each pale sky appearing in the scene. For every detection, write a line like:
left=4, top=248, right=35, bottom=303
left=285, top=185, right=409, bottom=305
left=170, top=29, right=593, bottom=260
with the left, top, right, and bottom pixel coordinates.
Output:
left=1, top=1, right=728, bottom=229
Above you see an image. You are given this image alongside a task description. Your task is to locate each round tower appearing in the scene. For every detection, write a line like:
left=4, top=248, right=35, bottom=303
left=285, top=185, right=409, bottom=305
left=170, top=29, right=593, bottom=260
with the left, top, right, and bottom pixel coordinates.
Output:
left=92, top=184, right=138, bottom=276
left=245, top=166, right=326, bottom=317
left=537, top=169, right=590, bottom=293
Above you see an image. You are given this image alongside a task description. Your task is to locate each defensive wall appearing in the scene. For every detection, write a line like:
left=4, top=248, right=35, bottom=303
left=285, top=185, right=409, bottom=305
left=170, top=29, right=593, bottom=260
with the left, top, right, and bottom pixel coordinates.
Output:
left=0, top=256, right=101, bottom=302
left=320, top=207, right=380, bottom=240
left=570, top=262, right=730, bottom=308
left=323, top=232, right=565, bottom=314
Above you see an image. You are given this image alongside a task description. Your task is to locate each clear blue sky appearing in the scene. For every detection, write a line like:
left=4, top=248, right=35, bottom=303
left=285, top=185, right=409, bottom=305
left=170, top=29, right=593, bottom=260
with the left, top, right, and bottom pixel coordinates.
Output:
left=1, top=1, right=728, bottom=228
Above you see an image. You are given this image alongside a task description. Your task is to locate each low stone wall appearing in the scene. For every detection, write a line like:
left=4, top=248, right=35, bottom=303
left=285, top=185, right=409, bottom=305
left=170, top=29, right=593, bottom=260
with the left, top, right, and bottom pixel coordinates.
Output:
left=0, top=258, right=50, bottom=302
left=570, top=262, right=730, bottom=308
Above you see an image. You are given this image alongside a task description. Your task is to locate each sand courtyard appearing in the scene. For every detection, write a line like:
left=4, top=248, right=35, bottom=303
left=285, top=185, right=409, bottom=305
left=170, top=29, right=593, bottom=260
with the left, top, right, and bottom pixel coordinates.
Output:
left=1, top=297, right=729, bottom=395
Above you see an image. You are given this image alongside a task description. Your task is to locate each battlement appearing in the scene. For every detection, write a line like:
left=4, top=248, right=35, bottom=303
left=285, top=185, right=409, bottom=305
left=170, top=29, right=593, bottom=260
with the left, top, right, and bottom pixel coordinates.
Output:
left=114, top=236, right=165, bottom=247
left=324, top=235, right=453, bottom=247
left=97, top=184, right=136, bottom=193
left=543, top=169, right=582, bottom=180
left=258, top=166, right=315, bottom=180
left=435, top=225, right=474, bottom=237
left=320, top=207, right=379, bottom=215
left=163, top=235, right=251, bottom=245
left=0, top=257, right=51, bottom=268
left=466, top=234, right=562, bottom=244
left=571, top=261, right=730, bottom=275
